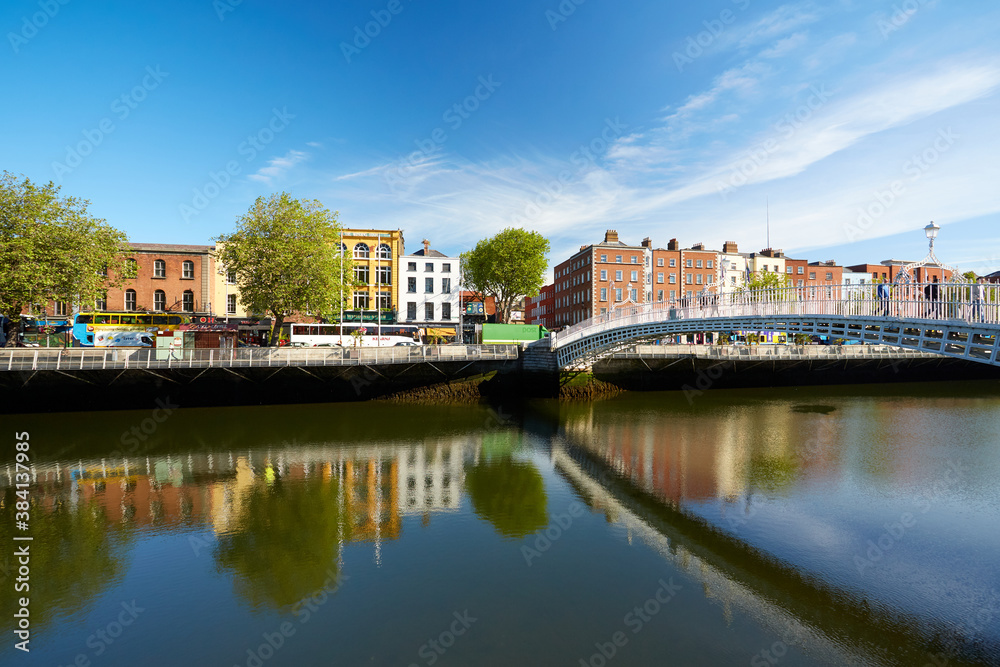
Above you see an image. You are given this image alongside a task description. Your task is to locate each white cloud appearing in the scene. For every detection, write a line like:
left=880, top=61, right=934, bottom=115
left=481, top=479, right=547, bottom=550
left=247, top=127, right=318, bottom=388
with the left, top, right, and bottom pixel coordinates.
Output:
left=248, top=149, right=309, bottom=184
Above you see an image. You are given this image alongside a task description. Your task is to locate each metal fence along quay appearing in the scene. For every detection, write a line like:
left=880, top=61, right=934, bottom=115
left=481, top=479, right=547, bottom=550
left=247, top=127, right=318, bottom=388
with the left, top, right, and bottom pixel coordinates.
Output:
left=1, top=344, right=519, bottom=372
left=550, top=282, right=1000, bottom=368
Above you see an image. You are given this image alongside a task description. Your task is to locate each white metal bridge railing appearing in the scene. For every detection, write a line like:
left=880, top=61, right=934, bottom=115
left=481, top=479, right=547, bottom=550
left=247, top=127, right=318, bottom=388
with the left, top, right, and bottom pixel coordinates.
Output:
left=0, top=345, right=519, bottom=373
left=552, top=282, right=1000, bottom=350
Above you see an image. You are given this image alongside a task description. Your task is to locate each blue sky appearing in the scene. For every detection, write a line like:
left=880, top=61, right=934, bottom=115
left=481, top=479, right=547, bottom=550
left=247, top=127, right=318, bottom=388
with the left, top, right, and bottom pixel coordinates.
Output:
left=3, top=0, right=999, bottom=280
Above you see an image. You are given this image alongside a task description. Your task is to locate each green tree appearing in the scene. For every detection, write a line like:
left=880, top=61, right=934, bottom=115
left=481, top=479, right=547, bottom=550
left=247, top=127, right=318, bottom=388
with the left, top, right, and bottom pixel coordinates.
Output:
left=214, top=193, right=353, bottom=346
left=461, top=228, right=549, bottom=323
left=0, top=172, right=133, bottom=346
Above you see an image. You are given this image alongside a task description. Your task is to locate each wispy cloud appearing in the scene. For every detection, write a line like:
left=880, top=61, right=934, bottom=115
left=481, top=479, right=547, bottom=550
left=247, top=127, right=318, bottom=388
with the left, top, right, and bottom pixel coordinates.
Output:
left=248, top=149, right=309, bottom=184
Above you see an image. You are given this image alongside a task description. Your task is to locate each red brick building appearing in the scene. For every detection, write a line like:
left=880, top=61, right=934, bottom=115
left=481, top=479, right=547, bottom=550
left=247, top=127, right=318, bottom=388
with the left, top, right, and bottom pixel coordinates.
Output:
left=102, top=243, right=216, bottom=314
left=525, top=283, right=555, bottom=328
left=846, top=260, right=952, bottom=284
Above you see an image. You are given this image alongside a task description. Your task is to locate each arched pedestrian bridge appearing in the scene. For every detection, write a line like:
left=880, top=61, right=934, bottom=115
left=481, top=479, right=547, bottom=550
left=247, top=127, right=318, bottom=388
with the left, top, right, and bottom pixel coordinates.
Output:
left=549, top=283, right=1000, bottom=369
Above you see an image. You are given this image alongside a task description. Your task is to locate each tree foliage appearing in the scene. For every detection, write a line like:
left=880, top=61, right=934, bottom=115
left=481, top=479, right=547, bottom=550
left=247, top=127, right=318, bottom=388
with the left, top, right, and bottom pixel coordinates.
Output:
left=461, top=228, right=549, bottom=323
left=464, top=455, right=548, bottom=539
left=214, top=193, right=353, bottom=345
left=0, top=172, right=133, bottom=346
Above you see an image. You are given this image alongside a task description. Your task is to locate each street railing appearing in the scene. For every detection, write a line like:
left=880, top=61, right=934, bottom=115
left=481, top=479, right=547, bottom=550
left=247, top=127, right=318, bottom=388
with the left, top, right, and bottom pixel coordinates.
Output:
left=0, top=345, right=519, bottom=372
left=552, top=282, right=1000, bottom=349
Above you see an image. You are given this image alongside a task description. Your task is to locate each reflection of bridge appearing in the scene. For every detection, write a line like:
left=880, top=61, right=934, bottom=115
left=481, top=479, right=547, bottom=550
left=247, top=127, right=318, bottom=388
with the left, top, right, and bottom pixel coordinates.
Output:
left=550, top=283, right=1000, bottom=369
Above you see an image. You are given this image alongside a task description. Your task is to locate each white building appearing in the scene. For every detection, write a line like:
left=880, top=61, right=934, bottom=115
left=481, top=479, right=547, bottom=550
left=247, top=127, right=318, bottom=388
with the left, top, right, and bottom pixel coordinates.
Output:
left=842, top=268, right=874, bottom=286
left=718, top=241, right=751, bottom=295
left=398, top=240, right=461, bottom=332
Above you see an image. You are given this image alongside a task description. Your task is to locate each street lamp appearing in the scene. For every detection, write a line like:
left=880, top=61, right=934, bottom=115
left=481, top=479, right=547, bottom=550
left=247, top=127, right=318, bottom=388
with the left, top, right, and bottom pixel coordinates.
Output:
left=924, top=221, right=939, bottom=252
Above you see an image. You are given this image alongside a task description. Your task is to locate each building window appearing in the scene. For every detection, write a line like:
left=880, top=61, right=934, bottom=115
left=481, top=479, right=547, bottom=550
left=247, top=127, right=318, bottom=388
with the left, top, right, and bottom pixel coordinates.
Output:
left=657, top=273, right=664, bottom=283
left=181, top=261, right=194, bottom=279
left=600, top=288, right=607, bottom=301
left=787, top=266, right=793, bottom=274
left=669, top=273, right=676, bottom=284
left=337, top=242, right=347, bottom=256
left=407, top=262, right=416, bottom=271
left=353, top=291, right=369, bottom=309
left=406, top=302, right=416, bottom=320
left=425, top=278, right=433, bottom=293
left=707, top=260, right=713, bottom=269
left=615, top=288, right=622, bottom=301
left=425, top=303, right=434, bottom=320
left=631, top=270, right=638, bottom=281
left=600, top=270, right=607, bottom=281
left=154, top=290, right=166, bottom=311
left=686, top=274, right=693, bottom=284
left=707, top=275, right=714, bottom=284
left=600, top=254, right=607, bottom=262
left=95, top=295, right=107, bottom=310
left=797, top=279, right=804, bottom=287
left=355, top=265, right=370, bottom=284
left=826, top=272, right=834, bottom=280
left=442, top=263, right=451, bottom=272
left=378, top=291, right=392, bottom=310
left=125, top=290, right=137, bottom=311
left=685, top=259, right=693, bottom=268
left=126, top=258, right=137, bottom=275
left=797, top=266, right=804, bottom=274
left=226, top=294, right=236, bottom=314
left=670, top=290, right=676, bottom=300
left=442, top=303, right=451, bottom=320
left=377, top=243, right=391, bottom=260
left=809, top=272, right=816, bottom=280
left=669, top=258, right=676, bottom=268
left=630, top=288, right=637, bottom=301
left=657, top=290, right=664, bottom=301
left=182, top=290, right=194, bottom=312
left=53, top=301, right=66, bottom=316
left=407, top=278, right=416, bottom=293
left=696, top=260, right=703, bottom=268
left=631, top=256, right=637, bottom=264
left=442, top=278, right=451, bottom=293
left=615, top=270, right=622, bottom=281
left=154, top=259, right=166, bottom=278
left=696, top=275, right=703, bottom=285
left=354, top=243, right=369, bottom=259
left=425, top=262, right=434, bottom=272
left=377, top=266, right=391, bottom=285
left=616, top=255, right=622, bottom=263
left=227, top=269, right=237, bottom=284
left=657, top=258, right=664, bottom=267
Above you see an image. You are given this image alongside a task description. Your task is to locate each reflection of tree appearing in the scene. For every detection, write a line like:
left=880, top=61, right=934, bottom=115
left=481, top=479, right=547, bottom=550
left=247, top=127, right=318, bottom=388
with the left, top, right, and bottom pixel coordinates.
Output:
left=0, top=490, right=130, bottom=628
left=215, top=477, right=348, bottom=611
left=464, top=457, right=547, bottom=539
left=746, top=454, right=797, bottom=492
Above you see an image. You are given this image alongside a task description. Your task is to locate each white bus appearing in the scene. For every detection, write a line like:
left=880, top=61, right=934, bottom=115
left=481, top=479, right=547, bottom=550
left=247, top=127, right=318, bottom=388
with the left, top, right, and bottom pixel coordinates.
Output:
left=288, top=323, right=424, bottom=347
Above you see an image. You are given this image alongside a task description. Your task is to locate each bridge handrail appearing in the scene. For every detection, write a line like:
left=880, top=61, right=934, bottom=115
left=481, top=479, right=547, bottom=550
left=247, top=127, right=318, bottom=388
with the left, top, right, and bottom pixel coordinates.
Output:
left=0, top=344, right=519, bottom=372
left=552, top=281, right=1000, bottom=349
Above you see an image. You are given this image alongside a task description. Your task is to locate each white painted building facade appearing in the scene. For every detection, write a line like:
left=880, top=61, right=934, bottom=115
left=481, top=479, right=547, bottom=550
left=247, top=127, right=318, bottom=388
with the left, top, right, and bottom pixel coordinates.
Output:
left=397, top=240, right=461, bottom=329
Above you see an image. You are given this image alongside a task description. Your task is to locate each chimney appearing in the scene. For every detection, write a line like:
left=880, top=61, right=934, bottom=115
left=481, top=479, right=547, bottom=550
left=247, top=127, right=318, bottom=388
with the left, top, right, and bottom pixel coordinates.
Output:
left=667, top=238, right=679, bottom=251
left=691, top=242, right=704, bottom=251
left=641, top=237, right=652, bottom=248
left=722, top=241, right=738, bottom=254
left=604, top=229, right=619, bottom=244
left=422, top=239, right=430, bottom=254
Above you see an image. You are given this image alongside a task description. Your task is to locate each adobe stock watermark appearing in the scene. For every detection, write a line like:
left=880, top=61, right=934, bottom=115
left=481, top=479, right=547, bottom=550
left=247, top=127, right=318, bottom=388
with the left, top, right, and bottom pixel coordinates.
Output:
left=508, top=117, right=627, bottom=226
left=384, top=75, right=502, bottom=195
left=544, top=0, right=589, bottom=31
left=110, top=396, right=179, bottom=458
left=521, top=501, right=586, bottom=566
left=51, top=66, right=169, bottom=181
left=878, top=0, right=930, bottom=39
left=179, top=107, right=295, bottom=222
left=214, top=0, right=243, bottom=21
left=673, top=0, right=752, bottom=72
left=407, top=610, right=477, bottom=667
left=853, top=458, right=968, bottom=575
left=56, top=600, right=145, bottom=667
left=717, top=84, right=832, bottom=201
left=340, top=0, right=415, bottom=64
left=844, top=127, right=957, bottom=242
left=235, top=570, right=348, bottom=667
left=577, top=578, right=682, bottom=667
left=7, top=0, right=71, bottom=54
left=680, top=362, right=728, bottom=404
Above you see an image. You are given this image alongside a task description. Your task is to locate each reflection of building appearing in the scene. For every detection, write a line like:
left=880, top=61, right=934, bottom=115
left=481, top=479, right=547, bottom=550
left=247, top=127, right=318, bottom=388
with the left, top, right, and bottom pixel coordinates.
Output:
left=397, top=443, right=464, bottom=513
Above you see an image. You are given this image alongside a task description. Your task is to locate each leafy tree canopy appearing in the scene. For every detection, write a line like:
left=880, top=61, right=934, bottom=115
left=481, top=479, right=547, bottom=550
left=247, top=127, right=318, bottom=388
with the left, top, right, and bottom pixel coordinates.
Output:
left=464, top=456, right=548, bottom=539
left=0, top=172, right=133, bottom=345
left=461, top=228, right=549, bottom=323
left=214, top=193, right=353, bottom=345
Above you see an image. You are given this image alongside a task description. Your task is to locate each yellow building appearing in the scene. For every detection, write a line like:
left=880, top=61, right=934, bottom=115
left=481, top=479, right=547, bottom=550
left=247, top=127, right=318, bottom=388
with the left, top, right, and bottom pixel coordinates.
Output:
left=211, top=228, right=405, bottom=325
left=339, top=228, right=404, bottom=323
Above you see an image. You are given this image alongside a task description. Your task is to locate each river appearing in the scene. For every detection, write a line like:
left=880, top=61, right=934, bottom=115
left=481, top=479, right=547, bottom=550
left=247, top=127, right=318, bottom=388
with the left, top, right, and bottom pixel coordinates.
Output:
left=2, top=381, right=999, bottom=666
